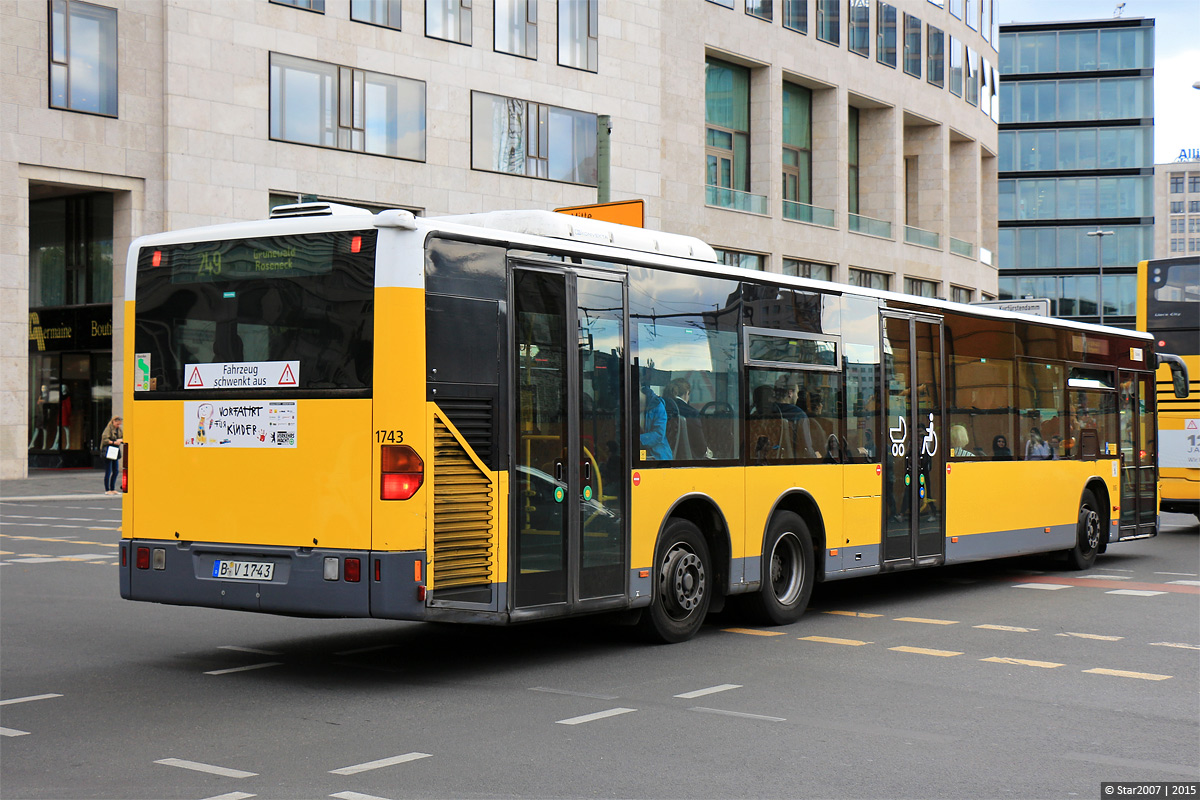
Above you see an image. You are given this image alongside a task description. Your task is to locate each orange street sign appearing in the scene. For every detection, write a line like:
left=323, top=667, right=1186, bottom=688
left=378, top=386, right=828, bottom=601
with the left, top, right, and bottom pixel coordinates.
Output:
left=555, top=199, right=644, bottom=228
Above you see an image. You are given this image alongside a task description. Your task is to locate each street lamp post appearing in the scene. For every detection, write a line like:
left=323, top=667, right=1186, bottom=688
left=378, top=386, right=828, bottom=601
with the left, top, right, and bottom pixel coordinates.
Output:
left=1086, top=229, right=1114, bottom=325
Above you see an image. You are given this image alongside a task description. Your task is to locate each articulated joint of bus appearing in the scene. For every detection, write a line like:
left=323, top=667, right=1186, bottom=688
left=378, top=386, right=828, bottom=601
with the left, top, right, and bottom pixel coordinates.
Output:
left=1156, top=353, right=1190, bottom=398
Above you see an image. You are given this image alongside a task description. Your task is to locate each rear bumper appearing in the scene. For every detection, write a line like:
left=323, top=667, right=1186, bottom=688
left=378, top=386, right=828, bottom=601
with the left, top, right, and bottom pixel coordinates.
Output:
left=120, top=540, right=427, bottom=620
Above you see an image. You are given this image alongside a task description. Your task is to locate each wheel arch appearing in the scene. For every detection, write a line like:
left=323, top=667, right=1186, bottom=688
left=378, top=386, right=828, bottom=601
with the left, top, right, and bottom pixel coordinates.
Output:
left=764, top=489, right=828, bottom=582
left=658, top=493, right=733, bottom=603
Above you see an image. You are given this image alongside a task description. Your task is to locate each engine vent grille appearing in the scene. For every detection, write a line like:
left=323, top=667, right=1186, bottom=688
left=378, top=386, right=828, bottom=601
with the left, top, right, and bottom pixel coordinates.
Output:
left=431, top=416, right=494, bottom=589
left=435, top=397, right=494, bottom=466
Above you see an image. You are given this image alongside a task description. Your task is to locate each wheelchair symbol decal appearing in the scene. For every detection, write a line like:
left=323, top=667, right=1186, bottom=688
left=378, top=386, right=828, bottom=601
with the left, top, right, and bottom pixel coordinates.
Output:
left=921, top=412, right=938, bottom=456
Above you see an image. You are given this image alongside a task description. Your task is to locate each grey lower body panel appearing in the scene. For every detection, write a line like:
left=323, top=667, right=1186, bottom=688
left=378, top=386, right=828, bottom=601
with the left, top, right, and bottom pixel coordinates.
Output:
left=945, top=524, right=1075, bottom=564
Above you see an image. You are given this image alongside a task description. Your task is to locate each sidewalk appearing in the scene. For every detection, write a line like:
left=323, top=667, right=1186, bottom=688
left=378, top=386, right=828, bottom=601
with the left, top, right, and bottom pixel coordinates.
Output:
left=0, top=469, right=117, bottom=501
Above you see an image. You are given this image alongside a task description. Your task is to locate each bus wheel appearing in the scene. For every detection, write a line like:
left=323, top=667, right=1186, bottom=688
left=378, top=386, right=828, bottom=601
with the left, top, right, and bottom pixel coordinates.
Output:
left=639, top=519, right=712, bottom=643
left=1065, top=490, right=1101, bottom=570
left=746, top=511, right=814, bottom=625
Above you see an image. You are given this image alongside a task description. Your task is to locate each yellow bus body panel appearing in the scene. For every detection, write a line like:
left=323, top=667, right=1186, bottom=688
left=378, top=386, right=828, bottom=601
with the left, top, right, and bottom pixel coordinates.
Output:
left=743, top=464, right=845, bottom=554
left=629, top=467, right=745, bottom=568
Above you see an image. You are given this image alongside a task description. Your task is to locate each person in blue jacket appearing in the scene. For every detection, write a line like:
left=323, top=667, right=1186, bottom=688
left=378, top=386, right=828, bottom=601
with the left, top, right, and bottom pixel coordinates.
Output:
left=639, top=384, right=673, bottom=460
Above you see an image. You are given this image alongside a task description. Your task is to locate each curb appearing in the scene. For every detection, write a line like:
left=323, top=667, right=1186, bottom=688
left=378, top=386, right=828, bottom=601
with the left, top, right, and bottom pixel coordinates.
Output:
left=1, top=494, right=117, bottom=502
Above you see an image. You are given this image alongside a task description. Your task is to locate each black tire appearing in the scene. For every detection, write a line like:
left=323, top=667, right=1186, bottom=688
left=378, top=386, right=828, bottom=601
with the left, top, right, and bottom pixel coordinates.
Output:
left=639, top=519, right=712, bottom=643
left=1065, top=489, right=1102, bottom=570
left=744, top=511, right=815, bottom=625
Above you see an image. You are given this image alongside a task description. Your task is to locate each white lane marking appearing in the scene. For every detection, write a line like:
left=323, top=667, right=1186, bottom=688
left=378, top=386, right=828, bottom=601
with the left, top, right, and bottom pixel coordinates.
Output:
left=1013, top=583, right=1073, bottom=590
left=1167, top=580, right=1200, bottom=587
left=689, top=707, right=785, bottom=722
left=1105, top=589, right=1166, bottom=597
left=1055, top=632, right=1123, bottom=641
left=1149, top=642, right=1200, bottom=650
left=1155, top=571, right=1199, bottom=577
left=974, top=624, right=1038, bottom=632
left=61, top=553, right=117, bottom=560
left=331, top=792, right=394, bottom=800
left=674, top=684, right=742, bottom=699
left=329, top=753, right=431, bottom=775
left=0, top=693, right=62, bottom=706
left=204, top=662, right=282, bottom=676
left=2, top=727, right=31, bottom=737
left=334, top=644, right=396, bottom=656
left=154, top=758, right=257, bottom=778
left=1089, top=574, right=1132, bottom=580
left=1099, top=568, right=1134, bottom=573
left=202, top=793, right=256, bottom=800
left=556, top=707, right=637, bottom=726
left=8, top=557, right=62, bottom=563
left=529, top=687, right=619, bottom=700
left=218, top=645, right=281, bottom=656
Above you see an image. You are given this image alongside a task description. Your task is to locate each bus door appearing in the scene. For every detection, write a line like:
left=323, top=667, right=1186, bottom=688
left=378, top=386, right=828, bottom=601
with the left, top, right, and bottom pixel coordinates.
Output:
left=512, top=266, right=628, bottom=612
left=881, top=313, right=946, bottom=567
left=1118, top=371, right=1157, bottom=538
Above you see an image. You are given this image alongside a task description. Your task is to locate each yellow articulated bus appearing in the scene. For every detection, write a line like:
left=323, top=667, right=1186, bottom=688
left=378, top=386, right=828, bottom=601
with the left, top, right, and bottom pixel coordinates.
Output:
left=1138, top=256, right=1198, bottom=519
left=119, top=205, right=1180, bottom=642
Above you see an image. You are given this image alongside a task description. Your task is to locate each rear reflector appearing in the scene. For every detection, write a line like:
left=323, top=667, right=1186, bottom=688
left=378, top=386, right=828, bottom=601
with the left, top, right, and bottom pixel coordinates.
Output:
left=374, top=559, right=381, bottom=582
left=136, top=547, right=150, bottom=570
left=381, top=445, right=423, bottom=500
left=345, top=558, right=361, bottom=582
left=152, top=548, right=166, bottom=570
left=323, top=557, right=339, bottom=581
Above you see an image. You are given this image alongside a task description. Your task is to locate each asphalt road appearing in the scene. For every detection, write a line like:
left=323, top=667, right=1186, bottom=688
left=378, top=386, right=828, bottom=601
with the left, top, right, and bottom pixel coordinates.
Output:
left=1, top=498, right=1197, bottom=800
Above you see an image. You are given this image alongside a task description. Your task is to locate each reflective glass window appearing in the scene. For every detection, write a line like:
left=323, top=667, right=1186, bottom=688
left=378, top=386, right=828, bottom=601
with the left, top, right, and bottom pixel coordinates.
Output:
left=49, top=0, right=118, bottom=116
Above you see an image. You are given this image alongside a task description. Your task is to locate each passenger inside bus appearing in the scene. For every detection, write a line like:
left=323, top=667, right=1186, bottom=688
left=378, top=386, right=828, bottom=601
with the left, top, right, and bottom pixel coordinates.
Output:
left=639, top=385, right=672, bottom=460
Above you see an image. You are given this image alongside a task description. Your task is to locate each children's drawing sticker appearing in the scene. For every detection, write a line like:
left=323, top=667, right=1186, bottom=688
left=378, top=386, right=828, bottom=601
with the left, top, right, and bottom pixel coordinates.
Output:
left=196, top=403, right=213, bottom=444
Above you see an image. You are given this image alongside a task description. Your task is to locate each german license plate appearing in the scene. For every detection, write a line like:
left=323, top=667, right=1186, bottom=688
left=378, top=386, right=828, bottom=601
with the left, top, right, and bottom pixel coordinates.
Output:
left=212, top=560, right=274, bottom=581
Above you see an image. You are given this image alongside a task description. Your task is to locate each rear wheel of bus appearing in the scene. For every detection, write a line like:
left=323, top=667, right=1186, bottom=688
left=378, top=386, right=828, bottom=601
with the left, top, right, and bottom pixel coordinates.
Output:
left=745, top=511, right=814, bottom=625
left=639, top=518, right=712, bottom=643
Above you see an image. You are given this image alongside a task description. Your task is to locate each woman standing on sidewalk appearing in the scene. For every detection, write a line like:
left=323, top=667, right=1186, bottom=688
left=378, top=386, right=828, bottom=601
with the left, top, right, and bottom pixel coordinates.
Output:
left=100, top=414, right=124, bottom=495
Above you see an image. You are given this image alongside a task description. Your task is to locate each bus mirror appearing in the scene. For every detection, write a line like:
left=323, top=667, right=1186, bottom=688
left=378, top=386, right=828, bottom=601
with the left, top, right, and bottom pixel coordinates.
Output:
left=1157, top=353, right=1190, bottom=399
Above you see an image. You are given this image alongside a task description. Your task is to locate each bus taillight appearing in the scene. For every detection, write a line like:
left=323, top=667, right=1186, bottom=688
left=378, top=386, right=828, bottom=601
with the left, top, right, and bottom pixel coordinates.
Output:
left=121, top=442, right=129, bottom=493
left=381, top=445, right=423, bottom=500
left=136, top=547, right=150, bottom=570
left=344, top=558, right=361, bottom=582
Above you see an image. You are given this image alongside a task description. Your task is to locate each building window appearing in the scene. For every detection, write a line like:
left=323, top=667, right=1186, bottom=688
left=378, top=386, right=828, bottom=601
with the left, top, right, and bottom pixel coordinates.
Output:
left=965, top=47, right=979, bottom=106
left=902, top=13, right=921, bottom=77
left=707, top=0, right=734, bottom=6
left=1190, top=218, right=1199, bottom=233
left=1169, top=174, right=1184, bottom=193
left=471, top=91, right=597, bottom=184
left=1169, top=238, right=1182, bottom=253
left=49, top=0, right=118, bottom=117
left=269, top=53, right=426, bottom=160
left=950, top=286, right=973, bottom=304
left=848, top=106, right=859, bottom=215
left=849, top=267, right=889, bottom=291
left=926, top=24, right=944, bottom=87
left=1191, top=201, right=1200, bottom=213
left=817, top=0, right=839, bottom=45
left=784, top=259, right=833, bottom=281
left=964, top=0, right=975, bottom=29
left=496, top=0, right=537, bottom=58
left=715, top=248, right=765, bottom=270
left=782, top=82, right=813, bottom=207
left=949, top=0, right=961, bottom=19
left=427, top=0, right=471, bottom=44
left=876, top=2, right=897, bottom=67
left=351, top=0, right=400, bottom=28
left=948, top=36, right=963, bottom=97
left=1170, top=201, right=1184, bottom=214
left=848, top=0, right=869, bottom=56
left=272, top=0, right=324, bottom=10
left=705, top=58, right=751, bottom=197
left=784, top=0, right=807, bottom=33
left=558, top=0, right=597, bottom=71
left=747, top=0, right=773, bottom=21
left=1189, top=175, right=1200, bottom=193
left=904, top=277, right=938, bottom=298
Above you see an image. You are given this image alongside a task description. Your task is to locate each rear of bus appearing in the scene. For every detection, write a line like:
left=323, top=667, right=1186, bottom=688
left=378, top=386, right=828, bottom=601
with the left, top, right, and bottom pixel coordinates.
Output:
left=119, top=207, right=429, bottom=616
left=1139, top=257, right=1199, bottom=517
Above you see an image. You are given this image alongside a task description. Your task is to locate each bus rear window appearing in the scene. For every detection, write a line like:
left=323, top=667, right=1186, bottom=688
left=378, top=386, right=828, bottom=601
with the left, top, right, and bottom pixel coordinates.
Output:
left=134, top=231, right=375, bottom=394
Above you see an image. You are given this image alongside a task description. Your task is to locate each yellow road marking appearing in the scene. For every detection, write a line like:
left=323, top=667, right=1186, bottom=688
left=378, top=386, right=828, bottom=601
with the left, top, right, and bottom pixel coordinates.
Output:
left=722, top=628, right=787, bottom=637
left=975, top=624, right=1038, bottom=632
left=1083, top=668, right=1171, bottom=681
left=799, top=636, right=872, bottom=646
left=894, top=617, right=959, bottom=625
left=981, top=656, right=1063, bottom=669
left=1055, top=632, right=1123, bottom=641
left=88, top=527, right=120, bottom=531
left=71, top=541, right=117, bottom=547
left=890, top=646, right=962, bottom=657
left=823, top=610, right=883, bottom=618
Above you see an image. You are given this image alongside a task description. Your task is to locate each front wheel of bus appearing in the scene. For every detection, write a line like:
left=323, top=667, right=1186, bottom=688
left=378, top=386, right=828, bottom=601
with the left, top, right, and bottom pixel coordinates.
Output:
left=639, top=519, right=712, bottom=644
left=1065, top=490, right=1101, bottom=570
left=746, top=512, right=814, bottom=625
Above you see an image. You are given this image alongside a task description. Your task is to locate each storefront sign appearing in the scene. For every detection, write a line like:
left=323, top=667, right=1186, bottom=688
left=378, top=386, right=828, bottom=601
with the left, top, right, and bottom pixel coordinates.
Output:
left=28, top=306, right=113, bottom=352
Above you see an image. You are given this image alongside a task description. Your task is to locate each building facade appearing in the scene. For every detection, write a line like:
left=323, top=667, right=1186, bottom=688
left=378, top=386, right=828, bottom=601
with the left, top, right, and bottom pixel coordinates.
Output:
left=2, top=0, right=999, bottom=478
left=996, top=17, right=1155, bottom=327
left=1155, top=160, right=1200, bottom=258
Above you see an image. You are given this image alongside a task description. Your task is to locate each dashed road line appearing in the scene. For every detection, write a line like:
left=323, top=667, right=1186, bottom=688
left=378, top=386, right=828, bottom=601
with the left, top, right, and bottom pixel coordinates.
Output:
left=329, top=752, right=431, bottom=775
left=1083, top=668, right=1171, bottom=681
left=1055, top=632, right=1123, bottom=641
left=0, top=693, right=62, bottom=706
left=530, top=687, right=619, bottom=700
left=1106, top=589, right=1166, bottom=597
left=204, top=662, right=283, bottom=676
left=556, top=707, right=637, bottom=725
left=799, top=635, right=872, bottom=646
left=1, top=727, right=31, bottom=737
left=218, top=645, right=281, bottom=656
left=331, top=792, right=393, bottom=800
left=889, top=646, right=963, bottom=657
left=1013, top=583, right=1073, bottom=590
left=1149, top=642, right=1200, bottom=650
left=1156, top=571, right=1199, bottom=577
left=1089, top=574, right=1132, bottom=580
left=1017, top=576, right=1200, bottom=594
left=1168, top=580, right=1200, bottom=587
left=722, top=628, right=787, bottom=636
left=154, top=758, right=257, bottom=778
left=334, top=644, right=396, bottom=656
left=980, top=656, right=1064, bottom=669
left=823, top=610, right=883, bottom=618
left=974, top=624, right=1038, bottom=632
left=202, top=793, right=256, bottom=800
left=894, top=617, right=958, bottom=625
left=674, top=684, right=741, bottom=699
left=689, top=707, right=785, bottom=722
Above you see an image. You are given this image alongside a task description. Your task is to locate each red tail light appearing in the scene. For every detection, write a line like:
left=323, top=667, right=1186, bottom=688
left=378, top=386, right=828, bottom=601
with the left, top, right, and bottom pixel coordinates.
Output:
left=121, top=547, right=127, bottom=567
left=121, top=443, right=129, bottom=493
left=344, top=558, right=361, bottom=582
left=381, top=445, right=423, bottom=500
left=136, top=547, right=150, bottom=570
left=374, top=559, right=381, bottom=581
